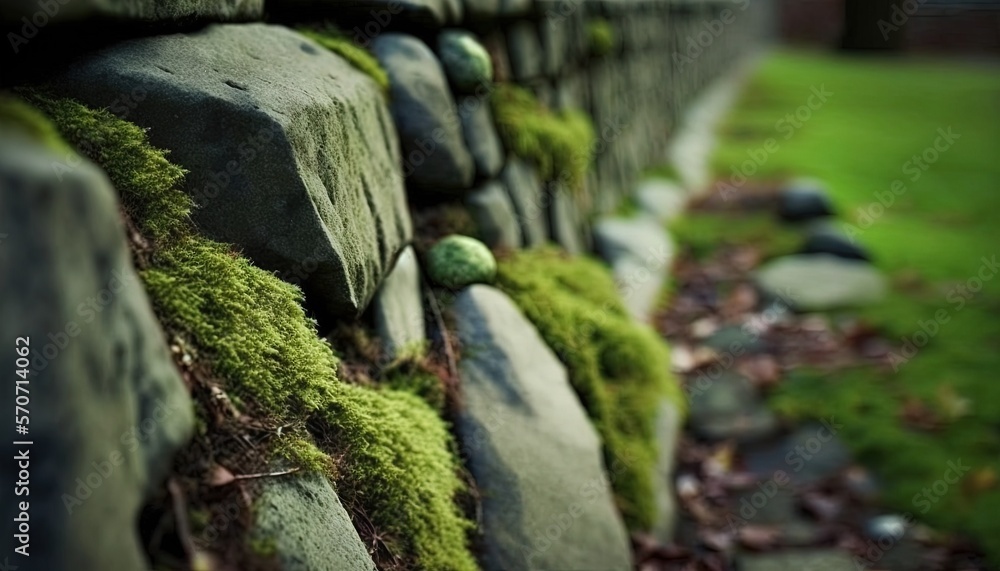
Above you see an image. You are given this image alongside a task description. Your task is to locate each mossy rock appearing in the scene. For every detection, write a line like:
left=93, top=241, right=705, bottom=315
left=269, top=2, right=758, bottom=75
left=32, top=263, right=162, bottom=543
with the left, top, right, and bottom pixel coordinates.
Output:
left=426, top=234, right=497, bottom=289
left=26, top=93, right=476, bottom=571
left=496, top=247, right=685, bottom=531
left=0, top=99, right=192, bottom=570
left=438, top=30, right=493, bottom=92
left=453, top=285, right=632, bottom=570
left=42, top=23, right=412, bottom=321
left=298, top=26, right=390, bottom=93
left=491, top=83, right=595, bottom=191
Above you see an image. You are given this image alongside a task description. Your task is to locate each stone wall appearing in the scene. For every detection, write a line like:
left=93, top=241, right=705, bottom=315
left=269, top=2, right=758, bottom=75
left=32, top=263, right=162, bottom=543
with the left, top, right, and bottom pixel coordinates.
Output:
left=1, top=1, right=769, bottom=569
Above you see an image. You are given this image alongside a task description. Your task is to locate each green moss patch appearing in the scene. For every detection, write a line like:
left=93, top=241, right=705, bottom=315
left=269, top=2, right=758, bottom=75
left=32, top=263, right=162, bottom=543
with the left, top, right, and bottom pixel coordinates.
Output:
left=587, top=19, right=615, bottom=57
left=496, top=247, right=685, bottom=530
left=491, top=84, right=595, bottom=191
left=298, top=26, right=390, bottom=93
left=24, top=93, right=475, bottom=571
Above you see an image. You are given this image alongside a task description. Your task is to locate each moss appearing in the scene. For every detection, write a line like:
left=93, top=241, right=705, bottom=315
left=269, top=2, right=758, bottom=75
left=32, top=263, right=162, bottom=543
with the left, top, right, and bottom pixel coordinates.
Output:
left=587, top=19, right=615, bottom=57
left=298, top=26, right=390, bottom=94
left=0, top=94, right=75, bottom=154
left=426, top=235, right=497, bottom=289
left=248, top=536, right=278, bottom=558
left=28, top=94, right=476, bottom=570
left=669, top=211, right=802, bottom=260
left=491, top=83, right=595, bottom=191
left=382, top=357, right=446, bottom=412
left=496, top=247, right=685, bottom=530
left=324, top=386, right=473, bottom=569
left=25, top=91, right=191, bottom=244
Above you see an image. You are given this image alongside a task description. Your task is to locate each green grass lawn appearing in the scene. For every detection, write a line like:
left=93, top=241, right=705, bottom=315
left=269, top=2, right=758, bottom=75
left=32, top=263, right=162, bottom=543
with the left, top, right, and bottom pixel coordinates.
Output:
left=710, top=50, right=1000, bottom=561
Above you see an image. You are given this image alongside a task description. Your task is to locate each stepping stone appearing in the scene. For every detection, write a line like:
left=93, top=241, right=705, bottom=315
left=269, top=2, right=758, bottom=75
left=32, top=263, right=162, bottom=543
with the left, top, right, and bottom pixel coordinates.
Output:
left=778, top=181, right=835, bottom=223
left=737, top=549, right=856, bottom=571
left=745, top=422, right=850, bottom=486
left=688, top=373, right=778, bottom=442
left=754, top=254, right=886, bottom=312
left=453, top=285, right=632, bottom=571
left=801, top=222, right=871, bottom=261
left=592, top=216, right=675, bottom=321
left=635, top=178, right=687, bottom=222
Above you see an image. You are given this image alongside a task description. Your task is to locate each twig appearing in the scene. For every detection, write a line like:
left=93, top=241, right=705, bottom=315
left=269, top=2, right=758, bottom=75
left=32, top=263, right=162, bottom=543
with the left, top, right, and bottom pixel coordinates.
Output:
left=232, top=466, right=300, bottom=482
left=423, top=283, right=459, bottom=383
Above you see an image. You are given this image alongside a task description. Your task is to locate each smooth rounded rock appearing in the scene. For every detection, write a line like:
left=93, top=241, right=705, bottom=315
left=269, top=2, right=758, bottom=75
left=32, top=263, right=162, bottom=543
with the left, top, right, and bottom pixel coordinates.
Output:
left=754, top=254, right=887, bottom=312
left=426, top=235, right=496, bottom=289
left=865, top=514, right=908, bottom=541
left=778, top=184, right=835, bottom=223
left=373, top=33, right=475, bottom=192
left=438, top=30, right=493, bottom=93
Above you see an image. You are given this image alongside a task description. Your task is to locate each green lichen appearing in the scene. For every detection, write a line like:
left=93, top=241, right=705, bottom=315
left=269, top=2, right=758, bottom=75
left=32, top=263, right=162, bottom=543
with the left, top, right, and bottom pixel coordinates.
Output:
left=491, top=83, right=595, bottom=191
left=427, top=235, right=497, bottom=289
left=0, top=94, right=75, bottom=154
left=588, top=19, right=615, bottom=57
left=26, top=93, right=476, bottom=571
left=298, top=26, right=390, bottom=94
left=496, top=247, right=685, bottom=530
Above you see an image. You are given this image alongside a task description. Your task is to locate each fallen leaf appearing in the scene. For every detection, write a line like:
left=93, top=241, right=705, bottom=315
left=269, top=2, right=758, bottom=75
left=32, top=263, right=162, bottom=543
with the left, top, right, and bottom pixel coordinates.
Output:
left=208, top=465, right=236, bottom=487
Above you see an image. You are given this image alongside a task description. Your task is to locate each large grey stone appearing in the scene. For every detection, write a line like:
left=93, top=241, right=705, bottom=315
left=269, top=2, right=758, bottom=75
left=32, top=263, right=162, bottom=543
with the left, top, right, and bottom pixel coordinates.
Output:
left=453, top=285, right=632, bottom=571
left=458, top=95, right=503, bottom=180
left=635, top=178, right=687, bottom=223
left=754, top=255, right=887, bottom=312
left=373, top=33, right=475, bottom=192
left=0, top=0, right=261, bottom=29
left=466, top=181, right=522, bottom=251
left=44, top=24, right=412, bottom=321
left=592, top=216, right=675, bottom=321
left=547, top=185, right=587, bottom=255
left=501, top=158, right=549, bottom=247
left=373, top=247, right=426, bottom=359
left=253, top=471, right=376, bottom=571
left=0, top=137, right=192, bottom=570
